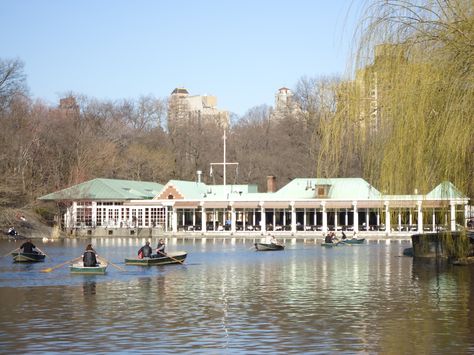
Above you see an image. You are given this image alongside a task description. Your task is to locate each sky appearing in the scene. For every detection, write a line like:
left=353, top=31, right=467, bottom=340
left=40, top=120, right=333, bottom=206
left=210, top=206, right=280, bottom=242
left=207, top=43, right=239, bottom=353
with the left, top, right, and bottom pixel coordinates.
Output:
left=0, top=0, right=362, bottom=116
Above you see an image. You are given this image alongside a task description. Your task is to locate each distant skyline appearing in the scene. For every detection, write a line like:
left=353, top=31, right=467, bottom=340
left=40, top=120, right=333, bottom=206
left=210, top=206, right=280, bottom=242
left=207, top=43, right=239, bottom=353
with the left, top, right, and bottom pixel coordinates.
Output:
left=0, top=0, right=362, bottom=115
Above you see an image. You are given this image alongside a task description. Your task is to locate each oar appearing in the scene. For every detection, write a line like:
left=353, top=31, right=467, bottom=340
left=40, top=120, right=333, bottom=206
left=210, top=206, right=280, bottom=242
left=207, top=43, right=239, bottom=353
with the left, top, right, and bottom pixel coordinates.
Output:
left=97, top=255, right=125, bottom=271
left=2, top=247, right=20, bottom=258
left=35, top=246, right=51, bottom=259
left=41, top=256, right=82, bottom=273
left=158, top=251, right=185, bottom=264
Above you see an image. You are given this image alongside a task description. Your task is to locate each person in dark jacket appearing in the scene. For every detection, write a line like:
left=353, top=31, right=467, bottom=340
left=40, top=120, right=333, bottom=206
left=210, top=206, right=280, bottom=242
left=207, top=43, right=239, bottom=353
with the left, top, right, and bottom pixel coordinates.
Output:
left=324, top=233, right=333, bottom=243
left=83, top=244, right=98, bottom=267
left=156, top=239, right=166, bottom=256
left=138, top=241, right=152, bottom=258
left=20, top=239, right=38, bottom=254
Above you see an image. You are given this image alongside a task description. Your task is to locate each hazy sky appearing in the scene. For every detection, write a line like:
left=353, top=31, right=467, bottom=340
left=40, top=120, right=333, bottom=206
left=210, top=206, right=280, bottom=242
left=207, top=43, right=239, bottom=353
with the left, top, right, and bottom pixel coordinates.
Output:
left=0, top=0, right=361, bottom=115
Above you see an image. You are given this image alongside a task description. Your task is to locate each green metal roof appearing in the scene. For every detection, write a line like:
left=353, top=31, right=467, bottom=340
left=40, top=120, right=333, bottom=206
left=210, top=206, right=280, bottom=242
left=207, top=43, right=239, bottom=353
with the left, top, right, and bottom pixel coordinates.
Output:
left=39, top=178, right=163, bottom=201
left=426, top=181, right=467, bottom=199
left=274, top=178, right=382, bottom=200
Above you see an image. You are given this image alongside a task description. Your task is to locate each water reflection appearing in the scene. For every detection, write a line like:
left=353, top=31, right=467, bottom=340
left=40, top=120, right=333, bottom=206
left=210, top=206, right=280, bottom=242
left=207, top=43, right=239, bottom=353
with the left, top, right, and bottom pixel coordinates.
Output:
left=82, top=280, right=96, bottom=296
left=0, top=240, right=473, bottom=353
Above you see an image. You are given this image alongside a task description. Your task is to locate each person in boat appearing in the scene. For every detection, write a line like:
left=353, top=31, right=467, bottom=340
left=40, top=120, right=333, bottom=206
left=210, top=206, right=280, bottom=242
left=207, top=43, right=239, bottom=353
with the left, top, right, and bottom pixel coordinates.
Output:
left=330, top=232, right=339, bottom=243
left=324, top=233, right=333, bottom=243
left=269, top=235, right=279, bottom=245
left=156, top=239, right=166, bottom=256
left=341, top=232, right=347, bottom=241
left=8, top=227, right=17, bottom=236
left=20, top=239, right=38, bottom=254
left=138, top=241, right=152, bottom=259
left=82, top=244, right=98, bottom=267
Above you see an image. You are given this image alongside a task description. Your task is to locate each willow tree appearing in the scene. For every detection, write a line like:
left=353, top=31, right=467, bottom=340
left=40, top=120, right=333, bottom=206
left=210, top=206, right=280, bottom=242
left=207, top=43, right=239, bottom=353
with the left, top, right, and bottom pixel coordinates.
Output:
left=319, top=0, right=473, bottom=198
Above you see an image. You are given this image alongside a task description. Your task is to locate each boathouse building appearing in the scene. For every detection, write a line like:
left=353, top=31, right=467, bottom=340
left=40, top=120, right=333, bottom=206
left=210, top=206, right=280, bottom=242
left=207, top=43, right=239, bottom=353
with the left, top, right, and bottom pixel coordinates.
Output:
left=39, top=176, right=470, bottom=237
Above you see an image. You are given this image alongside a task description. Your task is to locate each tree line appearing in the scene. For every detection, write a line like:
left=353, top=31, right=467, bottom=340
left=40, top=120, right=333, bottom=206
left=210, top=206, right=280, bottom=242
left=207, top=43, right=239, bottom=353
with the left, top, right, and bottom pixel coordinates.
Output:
left=0, top=0, right=472, bottom=223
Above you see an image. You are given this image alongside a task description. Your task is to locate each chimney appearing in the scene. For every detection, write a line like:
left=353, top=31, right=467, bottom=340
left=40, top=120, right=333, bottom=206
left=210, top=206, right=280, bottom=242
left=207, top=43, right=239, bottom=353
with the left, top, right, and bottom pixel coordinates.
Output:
left=197, top=170, right=202, bottom=183
left=267, top=176, right=276, bottom=193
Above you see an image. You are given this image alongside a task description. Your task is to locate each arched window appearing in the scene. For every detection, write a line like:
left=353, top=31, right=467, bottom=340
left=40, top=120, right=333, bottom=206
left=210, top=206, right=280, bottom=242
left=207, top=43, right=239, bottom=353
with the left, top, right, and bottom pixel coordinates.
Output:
left=168, top=194, right=174, bottom=199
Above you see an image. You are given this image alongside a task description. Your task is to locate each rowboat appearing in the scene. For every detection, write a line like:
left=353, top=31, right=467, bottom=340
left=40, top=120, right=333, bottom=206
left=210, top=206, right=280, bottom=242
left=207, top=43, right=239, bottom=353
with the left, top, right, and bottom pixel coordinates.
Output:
left=321, top=242, right=343, bottom=247
left=124, top=251, right=187, bottom=266
left=12, top=252, right=46, bottom=263
left=254, top=243, right=284, bottom=251
left=341, top=238, right=366, bottom=245
left=69, top=262, right=107, bottom=275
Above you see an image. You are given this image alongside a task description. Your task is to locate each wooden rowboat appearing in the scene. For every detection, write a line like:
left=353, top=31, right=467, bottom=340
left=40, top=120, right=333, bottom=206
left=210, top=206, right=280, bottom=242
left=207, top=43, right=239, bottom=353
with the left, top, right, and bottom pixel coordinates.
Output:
left=341, top=238, right=366, bottom=245
left=321, top=242, right=343, bottom=247
left=70, top=262, right=107, bottom=275
left=254, top=243, right=284, bottom=251
left=12, top=252, right=46, bottom=263
left=124, top=251, right=187, bottom=266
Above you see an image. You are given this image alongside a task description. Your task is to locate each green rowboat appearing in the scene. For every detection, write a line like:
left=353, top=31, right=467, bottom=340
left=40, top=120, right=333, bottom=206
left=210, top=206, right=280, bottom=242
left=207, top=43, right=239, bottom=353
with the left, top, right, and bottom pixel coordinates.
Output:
left=341, top=238, right=366, bottom=245
left=321, top=242, right=343, bottom=247
left=70, top=262, right=107, bottom=275
left=12, top=252, right=46, bottom=263
left=125, top=251, right=187, bottom=266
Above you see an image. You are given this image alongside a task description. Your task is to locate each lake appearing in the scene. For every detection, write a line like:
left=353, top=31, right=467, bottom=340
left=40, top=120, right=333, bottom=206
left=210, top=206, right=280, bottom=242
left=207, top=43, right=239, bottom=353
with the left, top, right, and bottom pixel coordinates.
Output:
left=1, top=237, right=473, bottom=354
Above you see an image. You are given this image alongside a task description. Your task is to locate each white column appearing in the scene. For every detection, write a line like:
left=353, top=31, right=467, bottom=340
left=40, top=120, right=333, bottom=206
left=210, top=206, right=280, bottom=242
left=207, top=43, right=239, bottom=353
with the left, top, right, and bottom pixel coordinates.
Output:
left=231, top=206, right=236, bottom=233
left=322, top=202, right=328, bottom=233
left=92, top=201, right=97, bottom=228
left=398, top=210, right=402, bottom=231
left=376, top=210, right=380, bottom=226
left=334, top=209, right=338, bottom=231
left=345, top=209, right=348, bottom=226
left=243, top=208, right=246, bottom=231
left=291, top=202, right=296, bottom=233
left=172, top=207, right=178, bottom=233
left=273, top=208, right=276, bottom=229
left=353, top=202, right=358, bottom=232
left=213, top=209, right=216, bottom=231
left=193, top=210, right=196, bottom=227
left=450, top=202, right=456, bottom=231
left=72, top=201, right=77, bottom=228
left=409, top=210, right=412, bottom=227
left=432, top=208, right=436, bottom=231
left=283, top=209, right=286, bottom=226
left=303, top=208, right=307, bottom=230
left=417, top=201, right=423, bottom=233
left=201, top=207, right=206, bottom=232
left=365, top=209, right=369, bottom=231
left=314, top=208, right=317, bottom=225
left=385, top=202, right=391, bottom=235
left=260, top=205, right=266, bottom=233
left=253, top=209, right=256, bottom=226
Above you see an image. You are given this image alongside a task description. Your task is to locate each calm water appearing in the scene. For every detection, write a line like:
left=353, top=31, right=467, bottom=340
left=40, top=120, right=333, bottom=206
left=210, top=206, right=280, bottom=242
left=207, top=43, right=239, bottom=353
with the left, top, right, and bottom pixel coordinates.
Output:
left=0, top=237, right=473, bottom=354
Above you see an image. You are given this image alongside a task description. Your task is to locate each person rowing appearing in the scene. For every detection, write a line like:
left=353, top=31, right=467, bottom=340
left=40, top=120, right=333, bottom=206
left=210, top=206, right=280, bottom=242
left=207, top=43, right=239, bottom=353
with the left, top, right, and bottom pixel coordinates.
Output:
left=155, top=239, right=166, bottom=257
left=138, top=241, right=152, bottom=259
left=20, top=239, right=39, bottom=254
left=82, top=244, right=98, bottom=267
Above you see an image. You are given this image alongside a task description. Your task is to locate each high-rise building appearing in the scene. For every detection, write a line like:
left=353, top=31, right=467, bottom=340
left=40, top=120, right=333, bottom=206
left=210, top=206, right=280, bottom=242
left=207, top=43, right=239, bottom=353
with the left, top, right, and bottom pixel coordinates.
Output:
left=167, top=88, right=229, bottom=128
left=271, top=87, right=300, bottom=120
